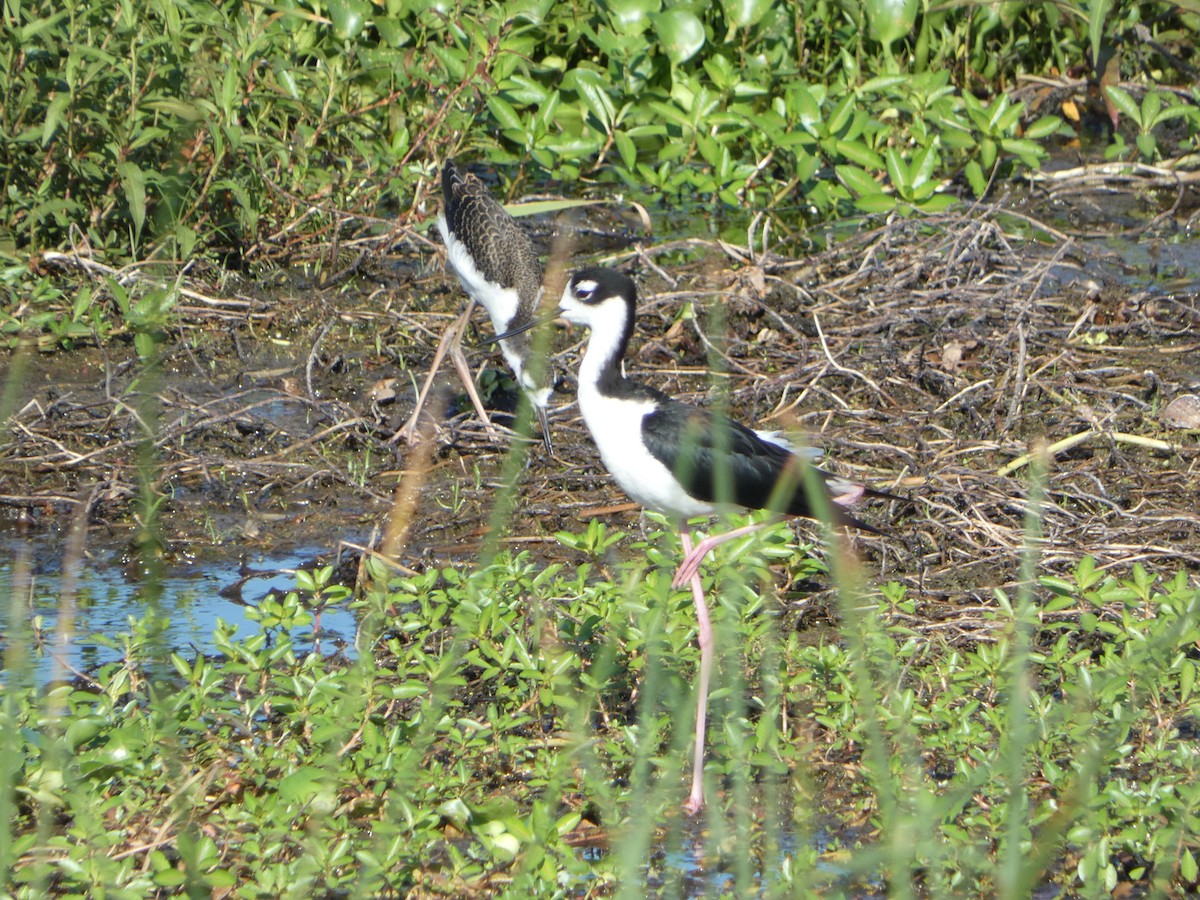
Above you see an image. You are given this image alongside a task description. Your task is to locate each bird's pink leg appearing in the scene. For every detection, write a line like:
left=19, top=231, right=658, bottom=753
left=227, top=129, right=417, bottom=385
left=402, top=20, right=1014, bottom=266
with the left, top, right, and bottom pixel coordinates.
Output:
left=447, top=338, right=498, bottom=435
left=672, top=521, right=771, bottom=590
left=393, top=301, right=498, bottom=444
left=680, top=530, right=714, bottom=816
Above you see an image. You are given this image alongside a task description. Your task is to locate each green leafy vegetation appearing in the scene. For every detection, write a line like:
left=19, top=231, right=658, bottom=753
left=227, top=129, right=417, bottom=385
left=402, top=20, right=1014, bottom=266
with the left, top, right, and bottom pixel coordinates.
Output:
left=1, top=0, right=1197, bottom=274
left=2, top=0, right=1199, bottom=895
left=4, top=536, right=1199, bottom=895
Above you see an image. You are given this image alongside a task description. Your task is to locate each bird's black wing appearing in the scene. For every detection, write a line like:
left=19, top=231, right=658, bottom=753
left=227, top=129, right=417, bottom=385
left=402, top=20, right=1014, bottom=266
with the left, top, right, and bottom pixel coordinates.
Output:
left=642, top=399, right=799, bottom=509
left=640, top=396, right=886, bottom=530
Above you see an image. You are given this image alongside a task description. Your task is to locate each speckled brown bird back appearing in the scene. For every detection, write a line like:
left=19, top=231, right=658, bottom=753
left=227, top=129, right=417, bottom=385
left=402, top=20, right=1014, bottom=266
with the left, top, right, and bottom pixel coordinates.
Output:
left=441, top=161, right=544, bottom=330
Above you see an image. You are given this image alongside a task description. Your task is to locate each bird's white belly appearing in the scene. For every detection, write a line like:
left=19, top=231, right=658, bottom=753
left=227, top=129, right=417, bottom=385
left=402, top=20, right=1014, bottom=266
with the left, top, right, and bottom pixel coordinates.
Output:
left=579, top=387, right=714, bottom=519
left=439, top=217, right=520, bottom=330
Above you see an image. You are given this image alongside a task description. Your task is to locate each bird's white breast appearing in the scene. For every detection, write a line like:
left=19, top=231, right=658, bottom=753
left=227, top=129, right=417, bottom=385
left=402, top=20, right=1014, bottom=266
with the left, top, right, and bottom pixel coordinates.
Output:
left=438, top=214, right=520, bottom=331
left=578, top=385, right=714, bottom=519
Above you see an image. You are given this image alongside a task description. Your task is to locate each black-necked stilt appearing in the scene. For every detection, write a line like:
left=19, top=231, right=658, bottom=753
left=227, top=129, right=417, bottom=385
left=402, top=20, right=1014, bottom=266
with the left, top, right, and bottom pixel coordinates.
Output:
left=396, top=160, right=554, bottom=451
left=554, top=266, right=894, bottom=813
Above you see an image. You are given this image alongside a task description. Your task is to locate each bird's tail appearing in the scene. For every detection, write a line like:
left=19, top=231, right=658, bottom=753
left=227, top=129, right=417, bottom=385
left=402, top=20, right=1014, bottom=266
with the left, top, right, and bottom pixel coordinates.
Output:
left=823, top=474, right=907, bottom=536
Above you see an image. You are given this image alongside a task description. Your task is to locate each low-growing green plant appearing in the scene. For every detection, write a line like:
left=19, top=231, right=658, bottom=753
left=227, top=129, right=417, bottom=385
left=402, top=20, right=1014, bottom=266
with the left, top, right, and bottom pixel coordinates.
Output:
left=960, top=92, right=1063, bottom=197
left=3, top=0, right=1196, bottom=291
left=6, top=530, right=1200, bottom=895
left=555, top=517, right=624, bottom=557
left=1103, top=86, right=1200, bottom=160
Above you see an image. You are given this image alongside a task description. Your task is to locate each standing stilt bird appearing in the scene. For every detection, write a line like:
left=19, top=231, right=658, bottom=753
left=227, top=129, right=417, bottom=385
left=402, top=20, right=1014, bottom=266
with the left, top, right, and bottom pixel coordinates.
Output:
left=396, top=160, right=554, bottom=451
left=550, top=266, right=895, bottom=813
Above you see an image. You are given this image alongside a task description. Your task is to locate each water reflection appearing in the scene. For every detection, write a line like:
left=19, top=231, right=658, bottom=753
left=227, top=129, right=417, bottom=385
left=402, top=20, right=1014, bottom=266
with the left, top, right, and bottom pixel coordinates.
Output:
left=1, top=537, right=356, bottom=685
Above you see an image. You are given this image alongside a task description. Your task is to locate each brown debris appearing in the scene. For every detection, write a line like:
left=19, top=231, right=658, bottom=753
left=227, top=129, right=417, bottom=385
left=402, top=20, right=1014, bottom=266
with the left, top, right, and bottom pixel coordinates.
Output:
left=4, top=202, right=1199, bottom=643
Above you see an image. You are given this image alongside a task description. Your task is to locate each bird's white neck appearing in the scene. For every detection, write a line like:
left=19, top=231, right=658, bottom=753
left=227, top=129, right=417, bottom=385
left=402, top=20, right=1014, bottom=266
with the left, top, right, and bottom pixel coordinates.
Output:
left=576, top=306, right=631, bottom=397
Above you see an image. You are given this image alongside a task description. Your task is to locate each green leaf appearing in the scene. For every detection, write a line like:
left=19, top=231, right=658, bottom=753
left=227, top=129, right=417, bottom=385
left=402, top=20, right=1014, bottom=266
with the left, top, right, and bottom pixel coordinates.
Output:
left=1140, top=90, right=1162, bottom=125
left=991, top=96, right=1022, bottom=133
left=142, top=98, right=205, bottom=121
left=980, top=136, right=997, bottom=170
left=1023, top=115, right=1062, bottom=140
left=1087, top=0, right=1114, bottom=74
left=1039, top=576, right=1076, bottom=596
left=487, top=95, right=524, bottom=133
left=1181, top=849, right=1198, bottom=883
left=826, top=94, right=856, bottom=135
left=615, top=130, right=637, bottom=168
left=570, top=69, right=616, bottom=131
left=855, top=193, right=898, bottom=213
left=606, top=0, right=661, bottom=36
left=835, top=139, right=884, bottom=170
left=537, top=92, right=562, bottom=135
left=1073, top=556, right=1098, bottom=589
left=909, top=180, right=939, bottom=201
left=501, top=75, right=550, bottom=106
left=65, top=716, right=105, bottom=751
left=1103, top=85, right=1141, bottom=127
left=653, top=10, right=706, bottom=64
left=792, top=149, right=820, bottom=182
left=429, top=43, right=467, bottom=82
left=220, top=64, right=240, bottom=120
left=152, top=868, right=188, bottom=888
left=864, top=0, right=918, bottom=46
left=1153, top=104, right=1198, bottom=126
left=1135, top=132, right=1157, bottom=159
left=885, top=147, right=909, bottom=192
left=276, top=766, right=328, bottom=803
left=790, top=84, right=822, bottom=130
left=858, top=74, right=910, bottom=94
left=116, top=162, right=146, bottom=239
left=556, top=811, right=583, bottom=835
left=965, top=160, right=987, bottom=196
left=911, top=143, right=939, bottom=190
left=374, top=16, right=412, bottom=46
left=1000, top=137, right=1046, bottom=167
left=940, top=128, right=977, bottom=151
left=836, top=164, right=885, bottom=198
left=1044, top=595, right=1078, bottom=613
left=702, top=53, right=736, bottom=90
left=389, top=681, right=431, bottom=700
left=510, top=0, right=556, bottom=24
left=42, top=93, right=71, bottom=147
left=505, top=198, right=603, bottom=218
left=19, top=8, right=69, bottom=40
left=721, top=0, right=774, bottom=29
left=327, top=0, right=370, bottom=39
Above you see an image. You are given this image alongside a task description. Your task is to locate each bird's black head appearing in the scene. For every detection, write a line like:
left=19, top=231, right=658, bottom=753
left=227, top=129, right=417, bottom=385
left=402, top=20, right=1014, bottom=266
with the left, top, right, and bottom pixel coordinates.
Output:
left=559, top=267, right=639, bottom=387
left=560, top=267, right=637, bottom=325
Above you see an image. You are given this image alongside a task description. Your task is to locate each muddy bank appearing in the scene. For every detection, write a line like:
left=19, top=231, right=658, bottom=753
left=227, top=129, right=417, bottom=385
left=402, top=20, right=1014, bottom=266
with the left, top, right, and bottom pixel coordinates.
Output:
left=3, top=184, right=1199, bottom=642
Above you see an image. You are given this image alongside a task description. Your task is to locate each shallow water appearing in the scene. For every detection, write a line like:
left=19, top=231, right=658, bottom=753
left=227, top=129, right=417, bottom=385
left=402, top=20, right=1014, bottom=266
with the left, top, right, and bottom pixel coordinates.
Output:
left=0, top=536, right=356, bottom=685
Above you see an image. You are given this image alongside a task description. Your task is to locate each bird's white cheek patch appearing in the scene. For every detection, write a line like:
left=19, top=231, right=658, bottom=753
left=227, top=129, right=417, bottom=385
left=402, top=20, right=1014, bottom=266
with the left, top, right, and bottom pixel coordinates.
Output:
left=558, top=295, right=588, bottom=324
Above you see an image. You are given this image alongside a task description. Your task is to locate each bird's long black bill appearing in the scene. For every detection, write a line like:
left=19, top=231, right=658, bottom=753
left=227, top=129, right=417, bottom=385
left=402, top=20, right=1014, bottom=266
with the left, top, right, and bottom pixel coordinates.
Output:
left=480, top=313, right=560, bottom=346
left=536, top=405, right=553, bottom=455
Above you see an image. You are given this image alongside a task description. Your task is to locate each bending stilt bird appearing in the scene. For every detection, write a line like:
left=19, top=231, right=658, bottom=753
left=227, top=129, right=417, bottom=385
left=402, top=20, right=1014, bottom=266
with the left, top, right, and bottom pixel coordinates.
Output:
left=396, top=160, right=554, bottom=451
